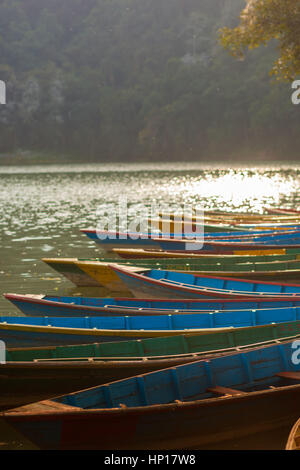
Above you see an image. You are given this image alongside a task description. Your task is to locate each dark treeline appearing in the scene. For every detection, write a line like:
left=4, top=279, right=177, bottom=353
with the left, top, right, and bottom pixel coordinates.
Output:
left=0, top=0, right=299, bottom=162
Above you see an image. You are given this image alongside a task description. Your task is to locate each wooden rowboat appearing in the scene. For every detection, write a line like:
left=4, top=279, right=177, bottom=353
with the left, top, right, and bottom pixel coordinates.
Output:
left=149, top=224, right=290, bottom=239
left=151, top=218, right=300, bottom=234
left=82, top=228, right=300, bottom=254
left=80, top=229, right=224, bottom=251
left=6, top=293, right=300, bottom=317
left=3, top=340, right=300, bottom=449
left=110, top=266, right=300, bottom=300
left=81, top=229, right=161, bottom=251
left=151, top=219, right=250, bottom=233
left=2, top=323, right=300, bottom=411
left=113, top=247, right=300, bottom=259
left=3, top=304, right=300, bottom=347
left=82, top=224, right=300, bottom=252
left=7, top=319, right=300, bottom=362
left=43, top=258, right=103, bottom=287
left=42, top=251, right=300, bottom=287
left=286, top=418, right=300, bottom=449
left=199, top=222, right=300, bottom=232
left=158, top=211, right=300, bottom=223
left=6, top=292, right=300, bottom=317
left=82, top=227, right=300, bottom=254
left=155, top=237, right=300, bottom=254
left=75, top=260, right=300, bottom=291
left=156, top=211, right=300, bottom=232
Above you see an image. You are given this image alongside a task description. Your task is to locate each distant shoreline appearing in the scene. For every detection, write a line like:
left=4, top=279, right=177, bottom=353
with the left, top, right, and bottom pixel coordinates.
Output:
left=0, top=152, right=79, bottom=166
left=0, top=151, right=297, bottom=167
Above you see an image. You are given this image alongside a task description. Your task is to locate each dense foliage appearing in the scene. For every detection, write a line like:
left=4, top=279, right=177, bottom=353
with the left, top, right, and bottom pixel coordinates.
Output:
left=220, top=0, right=300, bottom=80
left=0, top=0, right=299, bottom=162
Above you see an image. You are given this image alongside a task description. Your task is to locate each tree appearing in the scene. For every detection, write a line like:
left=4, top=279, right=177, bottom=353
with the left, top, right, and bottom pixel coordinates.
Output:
left=220, top=0, right=300, bottom=80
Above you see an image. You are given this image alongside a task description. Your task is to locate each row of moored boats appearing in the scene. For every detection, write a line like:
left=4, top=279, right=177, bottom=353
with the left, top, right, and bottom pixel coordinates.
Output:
left=2, top=207, right=300, bottom=449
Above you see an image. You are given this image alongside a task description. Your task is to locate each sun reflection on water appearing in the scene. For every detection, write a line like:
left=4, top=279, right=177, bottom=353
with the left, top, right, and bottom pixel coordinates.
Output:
left=160, top=169, right=299, bottom=213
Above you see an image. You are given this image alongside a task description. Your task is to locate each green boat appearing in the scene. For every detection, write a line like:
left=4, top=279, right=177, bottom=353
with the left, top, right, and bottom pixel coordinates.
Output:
left=43, top=251, right=300, bottom=288
left=2, top=319, right=300, bottom=410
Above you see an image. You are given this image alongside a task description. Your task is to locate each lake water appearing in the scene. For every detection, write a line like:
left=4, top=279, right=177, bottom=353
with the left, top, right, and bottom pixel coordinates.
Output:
left=0, top=161, right=299, bottom=450
left=1, top=161, right=300, bottom=315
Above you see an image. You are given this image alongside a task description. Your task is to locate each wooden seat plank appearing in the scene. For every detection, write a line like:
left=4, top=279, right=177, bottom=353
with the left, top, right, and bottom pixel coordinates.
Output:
left=207, top=386, right=247, bottom=396
left=276, top=372, right=300, bottom=380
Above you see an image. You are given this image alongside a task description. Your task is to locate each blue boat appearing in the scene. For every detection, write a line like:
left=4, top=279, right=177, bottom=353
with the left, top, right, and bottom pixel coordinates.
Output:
left=203, top=230, right=300, bottom=244
left=202, top=229, right=300, bottom=239
left=111, top=265, right=300, bottom=299
left=4, top=340, right=300, bottom=449
left=156, top=236, right=300, bottom=253
left=2, top=306, right=300, bottom=347
left=215, top=230, right=300, bottom=243
left=5, top=293, right=300, bottom=317
left=81, top=228, right=300, bottom=253
left=81, top=230, right=161, bottom=251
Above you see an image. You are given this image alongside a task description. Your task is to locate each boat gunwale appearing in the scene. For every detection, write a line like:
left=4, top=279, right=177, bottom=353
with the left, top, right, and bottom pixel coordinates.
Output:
left=8, top=293, right=300, bottom=315
left=0, top=320, right=238, bottom=336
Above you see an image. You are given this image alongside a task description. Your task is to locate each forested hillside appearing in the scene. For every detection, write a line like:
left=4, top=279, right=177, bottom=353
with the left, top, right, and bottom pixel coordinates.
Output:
left=0, top=0, right=298, bottom=162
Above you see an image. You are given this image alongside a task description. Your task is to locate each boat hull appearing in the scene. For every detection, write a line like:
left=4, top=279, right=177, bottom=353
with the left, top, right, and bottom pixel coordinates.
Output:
left=81, top=230, right=160, bottom=252
left=75, top=260, right=300, bottom=286
left=111, top=266, right=300, bottom=300
left=7, top=293, right=300, bottom=317
left=6, top=320, right=300, bottom=363
left=78, top=262, right=300, bottom=285
left=43, top=258, right=101, bottom=287
left=111, top=272, right=298, bottom=300
left=43, top=254, right=300, bottom=287
left=0, top=356, right=199, bottom=410
left=156, top=239, right=300, bottom=254
left=75, top=262, right=142, bottom=293
left=0, top=321, right=235, bottom=348
left=4, top=385, right=300, bottom=449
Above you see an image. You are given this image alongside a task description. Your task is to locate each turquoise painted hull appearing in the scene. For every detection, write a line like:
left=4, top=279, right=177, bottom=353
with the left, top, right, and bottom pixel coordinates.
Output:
left=6, top=293, right=300, bottom=317
left=2, top=306, right=300, bottom=347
